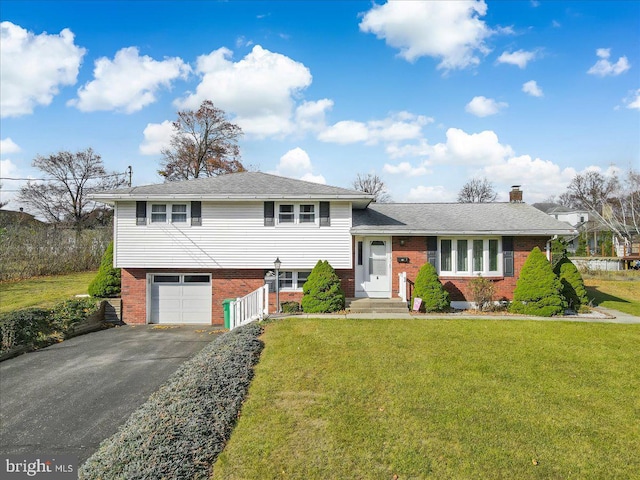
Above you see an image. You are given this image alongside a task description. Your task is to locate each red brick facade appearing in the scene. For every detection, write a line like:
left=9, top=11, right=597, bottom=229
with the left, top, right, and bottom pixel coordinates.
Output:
left=391, top=236, right=548, bottom=303
left=120, top=236, right=548, bottom=325
left=120, top=267, right=354, bottom=325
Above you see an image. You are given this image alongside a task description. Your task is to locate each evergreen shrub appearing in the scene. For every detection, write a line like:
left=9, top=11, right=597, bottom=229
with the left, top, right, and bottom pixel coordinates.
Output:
left=88, top=242, right=121, bottom=297
left=301, top=260, right=345, bottom=313
left=553, top=257, right=589, bottom=310
left=509, top=247, right=566, bottom=317
left=411, top=262, right=450, bottom=312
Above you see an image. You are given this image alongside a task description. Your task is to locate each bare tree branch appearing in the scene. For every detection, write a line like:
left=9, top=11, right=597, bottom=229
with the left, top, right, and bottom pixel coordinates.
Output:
left=457, top=177, right=498, bottom=203
left=17, top=148, right=126, bottom=230
left=159, top=100, right=245, bottom=181
left=352, top=173, right=391, bottom=203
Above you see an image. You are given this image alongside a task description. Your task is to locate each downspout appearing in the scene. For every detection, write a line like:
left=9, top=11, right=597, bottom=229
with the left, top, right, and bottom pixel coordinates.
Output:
left=546, top=235, right=557, bottom=262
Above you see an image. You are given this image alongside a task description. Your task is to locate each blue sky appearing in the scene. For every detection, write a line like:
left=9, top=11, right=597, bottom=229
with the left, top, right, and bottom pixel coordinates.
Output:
left=1, top=0, right=639, bottom=209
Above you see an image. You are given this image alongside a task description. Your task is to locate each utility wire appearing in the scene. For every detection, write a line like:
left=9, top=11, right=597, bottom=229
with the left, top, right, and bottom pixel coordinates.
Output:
left=0, top=171, right=127, bottom=181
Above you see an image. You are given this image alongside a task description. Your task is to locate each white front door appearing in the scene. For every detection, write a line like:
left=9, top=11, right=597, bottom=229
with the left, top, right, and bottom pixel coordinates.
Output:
left=357, top=237, right=391, bottom=298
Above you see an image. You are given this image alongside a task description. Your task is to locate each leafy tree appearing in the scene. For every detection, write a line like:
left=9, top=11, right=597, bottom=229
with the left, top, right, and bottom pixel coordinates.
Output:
left=352, top=173, right=391, bottom=203
left=411, top=262, right=450, bottom=312
left=457, top=177, right=498, bottom=203
left=88, top=242, right=121, bottom=297
left=159, top=100, right=245, bottom=181
left=553, top=257, right=588, bottom=310
left=301, top=260, right=345, bottom=313
left=17, top=148, right=125, bottom=230
left=509, top=247, right=565, bottom=317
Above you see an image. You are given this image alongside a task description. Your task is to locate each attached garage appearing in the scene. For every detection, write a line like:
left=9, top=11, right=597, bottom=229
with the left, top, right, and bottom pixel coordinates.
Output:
left=149, top=274, right=212, bottom=324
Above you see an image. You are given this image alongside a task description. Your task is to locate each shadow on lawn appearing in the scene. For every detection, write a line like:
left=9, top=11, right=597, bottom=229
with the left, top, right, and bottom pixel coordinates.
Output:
left=585, top=286, right=631, bottom=306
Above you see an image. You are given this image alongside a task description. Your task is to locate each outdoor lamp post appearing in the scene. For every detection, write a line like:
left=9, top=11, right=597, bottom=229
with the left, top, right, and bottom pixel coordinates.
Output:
left=274, top=257, right=281, bottom=313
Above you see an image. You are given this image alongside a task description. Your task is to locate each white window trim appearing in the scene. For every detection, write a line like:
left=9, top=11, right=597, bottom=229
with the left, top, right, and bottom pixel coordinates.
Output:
left=438, top=237, right=502, bottom=277
left=265, top=270, right=312, bottom=291
left=275, top=202, right=319, bottom=227
left=148, top=202, right=191, bottom=226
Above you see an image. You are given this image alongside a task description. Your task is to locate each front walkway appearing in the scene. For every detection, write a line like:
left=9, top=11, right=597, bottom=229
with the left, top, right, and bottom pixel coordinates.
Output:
left=279, top=307, right=640, bottom=324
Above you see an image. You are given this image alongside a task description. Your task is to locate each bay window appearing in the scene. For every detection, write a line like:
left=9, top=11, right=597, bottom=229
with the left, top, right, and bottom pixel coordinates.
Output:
left=439, top=238, right=501, bottom=276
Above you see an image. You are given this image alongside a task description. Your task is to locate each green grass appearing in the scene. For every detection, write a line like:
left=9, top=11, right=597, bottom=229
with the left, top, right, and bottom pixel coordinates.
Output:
left=214, top=319, right=640, bottom=479
left=0, top=271, right=97, bottom=314
left=584, top=276, right=640, bottom=316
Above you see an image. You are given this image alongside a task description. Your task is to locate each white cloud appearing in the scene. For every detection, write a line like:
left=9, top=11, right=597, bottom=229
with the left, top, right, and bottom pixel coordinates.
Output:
left=385, top=127, right=514, bottom=167
left=271, top=147, right=326, bottom=184
left=1, top=138, right=21, bottom=155
left=382, top=161, right=431, bottom=176
left=295, top=99, right=334, bottom=132
left=0, top=158, right=21, bottom=207
left=139, top=121, right=174, bottom=155
left=496, top=49, right=537, bottom=68
left=176, top=45, right=312, bottom=137
left=406, top=185, right=455, bottom=202
left=318, top=112, right=431, bottom=145
left=465, top=96, right=508, bottom=117
left=522, top=80, right=544, bottom=97
left=359, top=0, right=493, bottom=70
left=587, top=48, right=630, bottom=77
left=624, top=89, right=640, bottom=110
left=481, top=155, right=577, bottom=202
left=0, top=21, right=86, bottom=117
left=69, top=47, right=189, bottom=113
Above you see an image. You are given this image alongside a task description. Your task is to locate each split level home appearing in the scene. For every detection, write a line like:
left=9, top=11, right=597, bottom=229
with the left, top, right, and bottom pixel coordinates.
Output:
left=91, top=172, right=576, bottom=325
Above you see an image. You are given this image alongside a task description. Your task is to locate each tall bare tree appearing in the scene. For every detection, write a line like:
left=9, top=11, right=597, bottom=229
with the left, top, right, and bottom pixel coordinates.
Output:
left=565, top=168, right=639, bottom=241
left=17, top=148, right=126, bottom=230
left=457, top=177, right=497, bottom=203
left=159, top=100, right=245, bottom=181
left=352, top=173, right=391, bottom=203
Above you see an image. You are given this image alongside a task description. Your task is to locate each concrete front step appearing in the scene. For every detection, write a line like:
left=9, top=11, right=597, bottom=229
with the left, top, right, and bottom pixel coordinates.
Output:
left=346, top=298, right=408, bottom=314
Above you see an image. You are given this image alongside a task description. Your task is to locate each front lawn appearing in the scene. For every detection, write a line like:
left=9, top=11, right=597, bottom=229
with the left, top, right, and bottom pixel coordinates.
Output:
left=214, top=319, right=639, bottom=479
left=584, top=275, right=640, bottom=316
left=0, top=271, right=97, bottom=314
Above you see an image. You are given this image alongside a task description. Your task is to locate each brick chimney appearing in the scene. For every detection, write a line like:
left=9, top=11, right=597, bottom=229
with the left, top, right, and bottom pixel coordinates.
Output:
left=509, top=185, right=523, bottom=203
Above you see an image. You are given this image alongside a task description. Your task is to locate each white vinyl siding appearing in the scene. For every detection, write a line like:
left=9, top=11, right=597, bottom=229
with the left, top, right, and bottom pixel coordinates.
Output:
left=114, top=201, right=353, bottom=269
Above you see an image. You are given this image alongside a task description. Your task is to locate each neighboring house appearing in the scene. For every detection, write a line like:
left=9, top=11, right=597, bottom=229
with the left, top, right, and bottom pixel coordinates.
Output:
left=0, top=208, right=45, bottom=229
left=92, top=172, right=575, bottom=325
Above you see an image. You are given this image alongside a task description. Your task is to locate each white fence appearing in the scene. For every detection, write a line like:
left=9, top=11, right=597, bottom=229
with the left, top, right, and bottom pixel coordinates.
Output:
left=229, top=284, right=269, bottom=330
left=398, top=272, right=407, bottom=302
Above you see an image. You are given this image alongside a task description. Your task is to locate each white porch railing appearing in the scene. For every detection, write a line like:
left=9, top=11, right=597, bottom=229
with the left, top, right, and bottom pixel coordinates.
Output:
left=398, top=272, right=407, bottom=302
left=229, top=284, right=269, bottom=330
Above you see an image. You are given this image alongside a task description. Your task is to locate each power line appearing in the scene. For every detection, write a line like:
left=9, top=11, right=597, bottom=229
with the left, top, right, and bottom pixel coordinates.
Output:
left=0, top=171, right=128, bottom=182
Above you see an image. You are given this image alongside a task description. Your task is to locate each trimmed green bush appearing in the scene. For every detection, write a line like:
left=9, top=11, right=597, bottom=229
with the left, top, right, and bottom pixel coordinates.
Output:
left=411, top=262, right=450, bottom=312
left=281, top=301, right=301, bottom=314
left=88, top=242, right=121, bottom=297
left=79, top=323, right=264, bottom=480
left=510, top=247, right=566, bottom=317
left=554, top=257, right=589, bottom=310
left=301, top=260, right=345, bottom=313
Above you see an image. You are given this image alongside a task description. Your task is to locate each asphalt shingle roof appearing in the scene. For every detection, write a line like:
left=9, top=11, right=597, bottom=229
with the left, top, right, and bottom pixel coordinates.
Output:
left=352, top=202, right=576, bottom=235
left=92, top=172, right=372, bottom=201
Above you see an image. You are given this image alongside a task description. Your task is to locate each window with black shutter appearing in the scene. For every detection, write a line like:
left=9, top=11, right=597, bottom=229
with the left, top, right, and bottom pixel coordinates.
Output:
left=136, top=201, right=147, bottom=225
left=320, top=201, right=330, bottom=226
left=426, top=236, right=437, bottom=267
left=191, top=201, right=202, bottom=226
left=503, top=236, right=514, bottom=277
left=264, top=201, right=275, bottom=226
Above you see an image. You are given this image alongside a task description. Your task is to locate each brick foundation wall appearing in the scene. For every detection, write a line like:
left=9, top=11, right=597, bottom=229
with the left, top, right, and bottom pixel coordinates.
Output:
left=121, top=266, right=355, bottom=325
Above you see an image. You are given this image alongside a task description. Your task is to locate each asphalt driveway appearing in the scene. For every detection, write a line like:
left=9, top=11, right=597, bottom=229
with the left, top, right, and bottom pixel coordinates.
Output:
left=0, top=325, right=221, bottom=464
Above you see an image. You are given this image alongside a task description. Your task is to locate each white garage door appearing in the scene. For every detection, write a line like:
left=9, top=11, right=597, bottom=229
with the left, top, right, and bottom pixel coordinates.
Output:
left=150, top=274, right=212, bottom=324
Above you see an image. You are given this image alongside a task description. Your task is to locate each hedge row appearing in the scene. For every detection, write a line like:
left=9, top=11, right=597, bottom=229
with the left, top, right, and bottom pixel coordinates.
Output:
left=0, top=298, right=99, bottom=352
left=79, top=322, right=264, bottom=480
